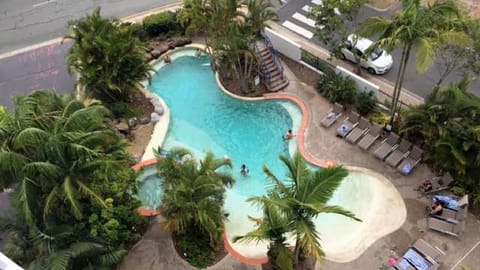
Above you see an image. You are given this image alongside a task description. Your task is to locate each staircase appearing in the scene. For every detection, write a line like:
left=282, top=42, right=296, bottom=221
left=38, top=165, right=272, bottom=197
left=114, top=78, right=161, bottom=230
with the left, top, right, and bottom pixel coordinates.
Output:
left=256, top=34, right=289, bottom=92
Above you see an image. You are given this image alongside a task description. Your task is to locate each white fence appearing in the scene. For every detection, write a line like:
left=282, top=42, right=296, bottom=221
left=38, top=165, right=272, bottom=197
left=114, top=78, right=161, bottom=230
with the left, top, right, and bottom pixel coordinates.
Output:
left=264, top=28, right=301, bottom=61
left=335, top=66, right=379, bottom=95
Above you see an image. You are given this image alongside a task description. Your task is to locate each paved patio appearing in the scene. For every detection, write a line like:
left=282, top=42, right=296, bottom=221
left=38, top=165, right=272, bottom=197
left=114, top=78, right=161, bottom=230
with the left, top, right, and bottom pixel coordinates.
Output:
left=117, top=52, right=480, bottom=270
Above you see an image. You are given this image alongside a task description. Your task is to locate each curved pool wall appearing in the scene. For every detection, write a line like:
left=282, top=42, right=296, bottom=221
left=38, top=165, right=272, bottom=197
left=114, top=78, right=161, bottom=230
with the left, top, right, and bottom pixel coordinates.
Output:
left=136, top=46, right=407, bottom=263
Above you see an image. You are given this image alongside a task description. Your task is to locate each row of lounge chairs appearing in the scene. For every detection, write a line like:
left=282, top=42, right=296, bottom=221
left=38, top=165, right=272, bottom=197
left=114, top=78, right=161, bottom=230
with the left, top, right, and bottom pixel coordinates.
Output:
left=321, top=104, right=423, bottom=175
left=391, top=238, right=445, bottom=270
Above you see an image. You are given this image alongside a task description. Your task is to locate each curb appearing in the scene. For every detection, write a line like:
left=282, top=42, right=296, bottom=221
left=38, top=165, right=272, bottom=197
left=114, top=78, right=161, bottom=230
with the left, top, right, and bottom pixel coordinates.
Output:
left=0, top=2, right=183, bottom=60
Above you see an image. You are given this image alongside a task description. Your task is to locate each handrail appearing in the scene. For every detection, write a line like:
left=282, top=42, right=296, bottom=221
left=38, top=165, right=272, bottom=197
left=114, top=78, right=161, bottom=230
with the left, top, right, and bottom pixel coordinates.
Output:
left=261, top=32, right=284, bottom=80
left=255, top=42, right=272, bottom=85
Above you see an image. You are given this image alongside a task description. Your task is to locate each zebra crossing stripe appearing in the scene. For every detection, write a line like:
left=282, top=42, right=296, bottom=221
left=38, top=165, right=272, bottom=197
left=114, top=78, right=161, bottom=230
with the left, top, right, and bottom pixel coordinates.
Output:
left=281, top=21, right=314, bottom=39
left=311, top=0, right=323, bottom=6
left=302, top=5, right=312, bottom=12
left=292, top=12, right=316, bottom=28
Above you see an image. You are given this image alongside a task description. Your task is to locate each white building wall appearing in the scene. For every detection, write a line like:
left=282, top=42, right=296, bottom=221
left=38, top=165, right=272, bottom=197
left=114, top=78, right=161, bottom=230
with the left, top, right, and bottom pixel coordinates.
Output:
left=264, top=28, right=301, bottom=61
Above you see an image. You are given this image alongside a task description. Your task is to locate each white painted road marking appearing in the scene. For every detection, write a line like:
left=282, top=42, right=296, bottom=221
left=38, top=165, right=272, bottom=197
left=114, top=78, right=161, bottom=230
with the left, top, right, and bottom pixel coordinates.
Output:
left=281, top=21, right=314, bottom=39
left=311, top=0, right=323, bottom=6
left=33, top=0, right=57, bottom=8
left=302, top=5, right=312, bottom=12
left=292, top=12, right=316, bottom=28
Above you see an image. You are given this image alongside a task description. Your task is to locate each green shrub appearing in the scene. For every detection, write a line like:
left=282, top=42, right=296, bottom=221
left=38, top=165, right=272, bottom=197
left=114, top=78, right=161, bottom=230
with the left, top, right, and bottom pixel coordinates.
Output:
left=124, top=22, right=148, bottom=41
left=355, top=91, right=377, bottom=115
left=317, top=73, right=356, bottom=105
left=108, top=102, right=143, bottom=119
left=176, top=231, right=218, bottom=268
left=143, top=12, right=179, bottom=37
left=369, top=109, right=390, bottom=127
left=301, top=50, right=334, bottom=75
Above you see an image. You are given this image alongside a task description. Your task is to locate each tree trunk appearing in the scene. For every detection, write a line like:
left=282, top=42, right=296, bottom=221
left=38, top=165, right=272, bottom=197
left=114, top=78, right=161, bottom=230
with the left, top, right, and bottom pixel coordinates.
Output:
left=389, top=44, right=410, bottom=127
left=392, top=45, right=411, bottom=123
left=294, top=238, right=300, bottom=265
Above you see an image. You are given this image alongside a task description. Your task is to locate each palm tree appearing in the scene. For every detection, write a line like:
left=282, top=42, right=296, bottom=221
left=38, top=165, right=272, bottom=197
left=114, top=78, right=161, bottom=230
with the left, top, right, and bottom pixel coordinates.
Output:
left=1, top=212, right=125, bottom=269
left=64, top=8, right=152, bottom=103
left=242, top=151, right=361, bottom=265
left=155, top=147, right=235, bottom=263
left=234, top=201, right=295, bottom=270
left=358, top=0, right=471, bottom=128
left=0, top=90, right=138, bottom=269
left=245, top=0, right=278, bottom=37
left=0, top=91, right=128, bottom=228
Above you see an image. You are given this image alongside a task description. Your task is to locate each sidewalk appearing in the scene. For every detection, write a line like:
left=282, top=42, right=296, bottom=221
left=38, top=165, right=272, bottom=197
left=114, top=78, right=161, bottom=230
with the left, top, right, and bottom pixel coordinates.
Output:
left=268, top=22, right=424, bottom=106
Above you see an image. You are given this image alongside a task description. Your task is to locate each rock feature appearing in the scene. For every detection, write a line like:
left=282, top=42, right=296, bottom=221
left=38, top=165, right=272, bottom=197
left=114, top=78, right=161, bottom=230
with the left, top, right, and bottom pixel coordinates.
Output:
left=139, top=116, right=150, bottom=125
left=151, top=112, right=161, bottom=123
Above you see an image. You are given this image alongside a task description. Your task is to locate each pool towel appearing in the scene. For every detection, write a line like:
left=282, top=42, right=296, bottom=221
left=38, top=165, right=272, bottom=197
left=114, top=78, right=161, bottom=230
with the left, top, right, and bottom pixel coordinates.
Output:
left=402, top=248, right=430, bottom=270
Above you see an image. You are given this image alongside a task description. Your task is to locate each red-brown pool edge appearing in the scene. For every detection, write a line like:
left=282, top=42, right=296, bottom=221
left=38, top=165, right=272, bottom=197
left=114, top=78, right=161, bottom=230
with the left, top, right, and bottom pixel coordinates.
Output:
left=131, top=92, right=338, bottom=264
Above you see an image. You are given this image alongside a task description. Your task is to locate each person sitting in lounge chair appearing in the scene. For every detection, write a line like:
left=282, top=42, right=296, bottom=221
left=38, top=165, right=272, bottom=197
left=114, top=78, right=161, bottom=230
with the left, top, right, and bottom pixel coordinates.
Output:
left=427, top=201, right=444, bottom=216
left=419, top=180, right=433, bottom=192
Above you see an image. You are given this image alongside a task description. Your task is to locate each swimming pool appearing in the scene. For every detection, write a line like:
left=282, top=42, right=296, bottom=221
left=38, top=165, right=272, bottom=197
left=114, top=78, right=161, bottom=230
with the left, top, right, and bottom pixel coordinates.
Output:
left=141, top=48, right=406, bottom=263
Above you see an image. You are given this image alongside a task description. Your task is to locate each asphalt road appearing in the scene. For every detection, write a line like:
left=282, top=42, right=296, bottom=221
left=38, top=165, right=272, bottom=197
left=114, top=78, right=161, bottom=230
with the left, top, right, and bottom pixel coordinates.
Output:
left=0, top=0, right=178, bottom=55
left=277, top=0, right=480, bottom=98
left=0, top=0, right=178, bottom=110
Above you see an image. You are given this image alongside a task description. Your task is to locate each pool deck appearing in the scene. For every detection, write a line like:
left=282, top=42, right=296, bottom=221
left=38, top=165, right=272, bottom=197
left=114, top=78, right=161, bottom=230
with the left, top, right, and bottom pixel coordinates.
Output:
left=118, top=48, right=480, bottom=270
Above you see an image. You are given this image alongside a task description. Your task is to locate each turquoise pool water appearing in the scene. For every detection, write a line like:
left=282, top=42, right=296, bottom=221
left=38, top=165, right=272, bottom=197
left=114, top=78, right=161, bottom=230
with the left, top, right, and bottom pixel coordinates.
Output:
left=146, top=50, right=301, bottom=199
left=139, top=49, right=390, bottom=261
left=136, top=165, right=162, bottom=209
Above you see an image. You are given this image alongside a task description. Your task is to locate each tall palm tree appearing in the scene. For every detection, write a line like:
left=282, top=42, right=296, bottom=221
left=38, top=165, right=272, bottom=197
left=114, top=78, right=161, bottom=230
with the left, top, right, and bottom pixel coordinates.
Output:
left=358, top=0, right=471, bottom=127
left=64, top=8, right=152, bottom=103
left=155, top=148, right=235, bottom=245
left=244, top=151, right=361, bottom=264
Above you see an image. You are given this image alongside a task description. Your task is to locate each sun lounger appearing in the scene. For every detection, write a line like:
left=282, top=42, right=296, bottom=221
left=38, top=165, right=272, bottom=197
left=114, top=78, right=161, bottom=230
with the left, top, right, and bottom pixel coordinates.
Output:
left=345, top=117, right=370, bottom=143
left=321, top=103, right=344, bottom=128
left=427, top=216, right=464, bottom=237
left=373, top=132, right=400, bottom=160
left=397, top=146, right=424, bottom=175
left=424, top=173, right=455, bottom=195
left=412, top=238, right=445, bottom=263
left=439, top=195, right=468, bottom=221
left=385, top=139, right=412, bottom=167
left=336, top=111, right=360, bottom=138
left=357, top=124, right=382, bottom=150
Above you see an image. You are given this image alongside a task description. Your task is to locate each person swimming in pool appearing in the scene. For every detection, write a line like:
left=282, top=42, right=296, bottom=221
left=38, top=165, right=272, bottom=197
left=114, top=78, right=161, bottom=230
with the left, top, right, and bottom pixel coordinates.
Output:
left=240, top=164, right=249, bottom=175
left=283, top=129, right=295, bottom=140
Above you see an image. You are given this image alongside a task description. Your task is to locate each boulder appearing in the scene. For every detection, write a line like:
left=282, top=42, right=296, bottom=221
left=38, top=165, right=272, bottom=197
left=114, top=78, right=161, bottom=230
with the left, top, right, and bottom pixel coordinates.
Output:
left=115, top=120, right=130, bottom=135
left=128, top=117, right=138, bottom=128
left=154, top=105, right=164, bottom=115
left=173, top=37, right=192, bottom=47
left=139, top=116, right=150, bottom=125
left=150, top=50, right=161, bottom=59
left=151, top=112, right=161, bottom=124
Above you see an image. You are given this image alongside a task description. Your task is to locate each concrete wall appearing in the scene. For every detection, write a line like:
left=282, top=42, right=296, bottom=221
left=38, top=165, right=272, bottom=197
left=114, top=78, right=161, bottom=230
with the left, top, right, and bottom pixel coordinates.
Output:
left=335, top=66, right=379, bottom=95
left=264, top=28, right=301, bottom=61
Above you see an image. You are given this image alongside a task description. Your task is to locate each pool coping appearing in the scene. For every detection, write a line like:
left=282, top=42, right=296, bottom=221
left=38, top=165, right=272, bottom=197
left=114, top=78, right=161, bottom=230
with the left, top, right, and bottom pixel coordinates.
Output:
left=134, top=47, right=340, bottom=265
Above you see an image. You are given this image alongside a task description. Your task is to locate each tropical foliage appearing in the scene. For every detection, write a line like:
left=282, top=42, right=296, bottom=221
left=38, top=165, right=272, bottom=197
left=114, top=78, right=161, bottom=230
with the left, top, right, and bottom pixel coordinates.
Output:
left=435, top=16, right=480, bottom=87
left=64, top=8, right=153, bottom=103
left=0, top=90, right=146, bottom=269
left=177, top=0, right=278, bottom=92
left=358, top=0, right=472, bottom=126
left=235, top=151, right=361, bottom=268
left=310, top=0, right=370, bottom=63
left=154, top=147, right=235, bottom=268
left=399, top=79, right=480, bottom=205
